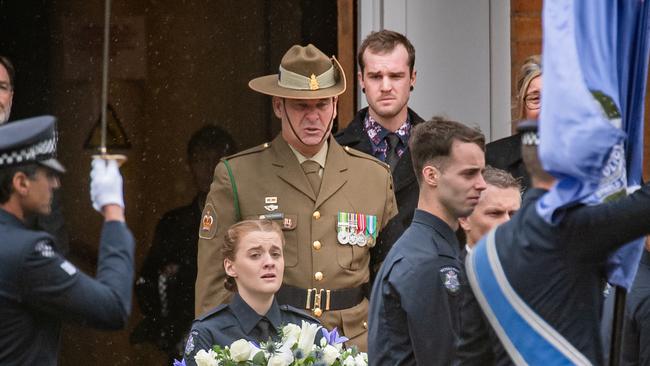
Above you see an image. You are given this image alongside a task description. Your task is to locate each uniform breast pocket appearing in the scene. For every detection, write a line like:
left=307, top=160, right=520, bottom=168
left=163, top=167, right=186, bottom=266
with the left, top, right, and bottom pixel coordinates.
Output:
left=244, top=214, right=298, bottom=267
left=335, top=215, right=370, bottom=271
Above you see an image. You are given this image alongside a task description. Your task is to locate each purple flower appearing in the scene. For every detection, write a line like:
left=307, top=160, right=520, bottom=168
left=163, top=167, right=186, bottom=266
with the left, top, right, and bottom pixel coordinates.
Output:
left=172, top=359, right=186, bottom=366
left=321, top=327, right=348, bottom=346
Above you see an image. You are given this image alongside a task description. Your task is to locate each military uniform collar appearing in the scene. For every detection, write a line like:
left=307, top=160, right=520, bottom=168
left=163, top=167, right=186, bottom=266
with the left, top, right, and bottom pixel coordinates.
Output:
left=230, top=293, right=283, bottom=335
left=412, top=209, right=459, bottom=256
left=288, top=139, right=328, bottom=169
left=0, top=207, right=25, bottom=227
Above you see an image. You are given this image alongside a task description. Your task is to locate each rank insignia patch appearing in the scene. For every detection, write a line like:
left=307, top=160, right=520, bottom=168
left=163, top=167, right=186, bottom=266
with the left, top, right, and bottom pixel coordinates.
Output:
left=35, top=240, right=55, bottom=258
left=439, top=266, right=461, bottom=295
left=199, top=203, right=217, bottom=239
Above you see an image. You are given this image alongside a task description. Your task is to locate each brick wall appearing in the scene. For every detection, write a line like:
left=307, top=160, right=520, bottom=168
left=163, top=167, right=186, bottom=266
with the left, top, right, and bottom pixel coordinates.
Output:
left=510, top=0, right=650, bottom=180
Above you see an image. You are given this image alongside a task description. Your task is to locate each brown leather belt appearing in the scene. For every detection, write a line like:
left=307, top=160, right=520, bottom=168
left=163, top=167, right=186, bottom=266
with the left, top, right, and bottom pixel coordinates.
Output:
left=276, top=284, right=365, bottom=314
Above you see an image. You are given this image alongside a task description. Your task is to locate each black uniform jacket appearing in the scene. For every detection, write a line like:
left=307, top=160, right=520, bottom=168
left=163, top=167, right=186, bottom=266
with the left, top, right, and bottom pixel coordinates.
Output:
left=335, top=107, right=424, bottom=270
left=368, top=209, right=463, bottom=366
left=183, top=293, right=319, bottom=366
left=486, top=133, right=531, bottom=192
left=0, top=208, right=134, bottom=365
left=488, top=185, right=650, bottom=365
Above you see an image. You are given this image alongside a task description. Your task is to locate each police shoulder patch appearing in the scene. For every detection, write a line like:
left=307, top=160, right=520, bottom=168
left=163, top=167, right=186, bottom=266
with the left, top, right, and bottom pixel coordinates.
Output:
left=35, top=240, right=55, bottom=258
left=199, top=203, right=217, bottom=239
left=439, top=266, right=461, bottom=295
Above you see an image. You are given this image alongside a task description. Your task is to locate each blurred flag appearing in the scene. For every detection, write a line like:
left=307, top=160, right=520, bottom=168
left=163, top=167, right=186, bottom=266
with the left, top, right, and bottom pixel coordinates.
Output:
left=539, top=0, right=650, bottom=289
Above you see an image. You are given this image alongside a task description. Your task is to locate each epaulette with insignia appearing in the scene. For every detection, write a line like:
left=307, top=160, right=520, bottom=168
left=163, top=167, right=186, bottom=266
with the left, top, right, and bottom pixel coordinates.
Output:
left=342, top=145, right=391, bottom=171
left=222, top=141, right=272, bottom=161
left=197, top=303, right=230, bottom=321
left=280, top=304, right=321, bottom=324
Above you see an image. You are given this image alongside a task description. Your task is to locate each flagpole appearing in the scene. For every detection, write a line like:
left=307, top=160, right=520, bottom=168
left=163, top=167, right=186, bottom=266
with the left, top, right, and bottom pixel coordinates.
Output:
left=608, top=286, right=626, bottom=366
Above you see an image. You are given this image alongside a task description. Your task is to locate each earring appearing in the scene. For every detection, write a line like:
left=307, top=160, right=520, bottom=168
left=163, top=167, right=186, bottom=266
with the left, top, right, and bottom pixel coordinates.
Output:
left=410, top=85, right=414, bottom=91
left=362, top=88, right=366, bottom=94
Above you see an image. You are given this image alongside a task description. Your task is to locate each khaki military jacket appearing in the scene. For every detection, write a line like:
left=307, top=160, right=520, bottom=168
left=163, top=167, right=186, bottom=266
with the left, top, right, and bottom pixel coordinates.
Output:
left=195, top=134, right=397, bottom=349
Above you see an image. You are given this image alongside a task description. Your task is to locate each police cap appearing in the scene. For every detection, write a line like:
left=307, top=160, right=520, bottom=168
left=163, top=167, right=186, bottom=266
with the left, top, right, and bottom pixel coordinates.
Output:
left=517, top=119, right=539, bottom=146
left=0, top=115, right=65, bottom=173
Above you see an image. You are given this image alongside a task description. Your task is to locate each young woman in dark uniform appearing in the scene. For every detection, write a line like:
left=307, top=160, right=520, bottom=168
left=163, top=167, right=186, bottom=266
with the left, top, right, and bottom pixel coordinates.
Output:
left=183, top=220, right=318, bottom=364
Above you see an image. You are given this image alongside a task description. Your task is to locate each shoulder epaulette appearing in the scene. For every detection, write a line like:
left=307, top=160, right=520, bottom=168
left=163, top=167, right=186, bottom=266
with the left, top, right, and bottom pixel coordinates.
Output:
left=197, top=303, right=230, bottom=321
left=342, top=145, right=391, bottom=171
left=280, top=304, right=321, bottom=324
left=223, top=141, right=272, bottom=160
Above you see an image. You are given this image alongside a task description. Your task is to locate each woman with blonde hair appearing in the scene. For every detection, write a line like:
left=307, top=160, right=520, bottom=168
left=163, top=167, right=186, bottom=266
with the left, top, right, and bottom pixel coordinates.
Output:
left=486, top=55, right=542, bottom=192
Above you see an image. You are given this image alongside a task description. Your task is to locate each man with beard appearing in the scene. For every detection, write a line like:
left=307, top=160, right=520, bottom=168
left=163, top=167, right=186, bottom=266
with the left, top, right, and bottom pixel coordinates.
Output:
left=335, top=30, right=423, bottom=274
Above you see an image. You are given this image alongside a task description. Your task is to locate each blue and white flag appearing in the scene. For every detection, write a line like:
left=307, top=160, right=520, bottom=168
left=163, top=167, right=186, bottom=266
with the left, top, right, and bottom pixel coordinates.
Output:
left=539, top=0, right=650, bottom=289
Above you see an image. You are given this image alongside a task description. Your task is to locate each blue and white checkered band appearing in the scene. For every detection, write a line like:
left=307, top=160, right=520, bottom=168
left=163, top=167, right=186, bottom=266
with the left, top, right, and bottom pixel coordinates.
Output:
left=521, top=131, right=540, bottom=146
left=0, top=136, right=57, bottom=167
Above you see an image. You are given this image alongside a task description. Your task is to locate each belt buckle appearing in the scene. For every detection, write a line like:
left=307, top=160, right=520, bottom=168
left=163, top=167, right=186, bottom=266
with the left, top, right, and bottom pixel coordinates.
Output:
left=306, top=288, right=331, bottom=317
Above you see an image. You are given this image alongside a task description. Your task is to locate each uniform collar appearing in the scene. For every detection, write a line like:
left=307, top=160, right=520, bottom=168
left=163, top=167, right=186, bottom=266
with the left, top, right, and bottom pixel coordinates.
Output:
left=288, top=139, right=328, bottom=169
left=230, top=293, right=283, bottom=335
left=412, top=209, right=459, bottom=256
left=0, top=207, right=25, bottom=227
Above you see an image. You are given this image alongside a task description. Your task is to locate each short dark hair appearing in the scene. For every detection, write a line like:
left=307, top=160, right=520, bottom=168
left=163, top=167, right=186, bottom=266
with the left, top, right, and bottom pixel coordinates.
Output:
left=409, top=116, right=485, bottom=184
left=358, top=30, right=416, bottom=74
left=187, top=125, right=236, bottom=160
left=483, top=165, right=521, bottom=191
left=0, top=164, right=39, bottom=203
left=0, top=55, right=15, bottom=89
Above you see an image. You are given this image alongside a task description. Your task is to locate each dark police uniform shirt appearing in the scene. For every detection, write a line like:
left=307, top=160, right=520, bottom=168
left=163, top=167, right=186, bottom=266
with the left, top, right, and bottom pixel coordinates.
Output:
left=368, top=209, right=463, bottom=366
left=491, top=186, right=650, bottom=366
left=621, top=250, right=650, bottom=366
left=183, top=293, right=319, bottom=366
left=0, top=208, right=134, bottom=366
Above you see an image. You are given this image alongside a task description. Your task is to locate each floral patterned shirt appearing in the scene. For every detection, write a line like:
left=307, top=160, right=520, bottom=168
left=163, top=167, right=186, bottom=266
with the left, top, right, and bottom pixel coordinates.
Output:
left=363, top=114, right=411, bottom=162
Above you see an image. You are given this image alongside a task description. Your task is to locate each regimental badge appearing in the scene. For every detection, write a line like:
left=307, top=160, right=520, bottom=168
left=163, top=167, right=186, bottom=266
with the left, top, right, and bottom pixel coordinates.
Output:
left=199, top=203, right=218, bottom=239
left=309, top=74, right=319, bottom=90
left=184, top=331, right=197, bottom=356
left=439, top=266, right=461, bottom=295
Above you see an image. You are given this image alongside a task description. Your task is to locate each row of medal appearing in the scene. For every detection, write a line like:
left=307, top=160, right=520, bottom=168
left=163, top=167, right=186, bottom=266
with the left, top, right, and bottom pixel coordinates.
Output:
left=337, top=211, right=378, bottom=247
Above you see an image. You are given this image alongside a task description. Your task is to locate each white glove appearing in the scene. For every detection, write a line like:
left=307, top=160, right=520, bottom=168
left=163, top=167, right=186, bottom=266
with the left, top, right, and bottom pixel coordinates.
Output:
left=90, top=158, right=124, bottom=212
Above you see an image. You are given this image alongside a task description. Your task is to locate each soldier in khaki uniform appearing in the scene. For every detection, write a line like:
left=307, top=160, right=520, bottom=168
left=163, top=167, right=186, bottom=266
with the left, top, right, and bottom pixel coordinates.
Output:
left=195, top=44, right=397, bottom=351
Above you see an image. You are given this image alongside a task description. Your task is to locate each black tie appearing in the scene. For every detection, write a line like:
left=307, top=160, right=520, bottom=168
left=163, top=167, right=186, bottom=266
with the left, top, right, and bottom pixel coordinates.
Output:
left=254, top=318, right=273, bottom=342
left=385, top=133, right=401, bottom=171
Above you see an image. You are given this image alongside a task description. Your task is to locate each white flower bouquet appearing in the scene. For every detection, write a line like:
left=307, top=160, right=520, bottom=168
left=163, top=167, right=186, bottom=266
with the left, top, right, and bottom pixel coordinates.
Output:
left=174, top=321, right=367, bottom=366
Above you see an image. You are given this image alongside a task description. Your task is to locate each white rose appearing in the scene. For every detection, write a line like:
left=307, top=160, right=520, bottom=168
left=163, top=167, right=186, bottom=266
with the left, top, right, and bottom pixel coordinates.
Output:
left=354, top=353, right=368, bottom=366
left=282, top=323, right=301, bottom=342
left=321, top=344, right=340, bottom=365
left=230, top=339, right=252, bottom=362
left=297, top=320, right=321, bottom=357
left=342, top=355, right=356, bottom=366
left=194, top=349, right=219, bottom=366
left=267, top=354, right=290, bottom=366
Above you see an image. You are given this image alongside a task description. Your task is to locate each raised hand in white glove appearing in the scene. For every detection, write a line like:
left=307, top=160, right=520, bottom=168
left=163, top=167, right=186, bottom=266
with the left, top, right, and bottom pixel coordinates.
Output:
left=90, top=158, right=125, bottom=212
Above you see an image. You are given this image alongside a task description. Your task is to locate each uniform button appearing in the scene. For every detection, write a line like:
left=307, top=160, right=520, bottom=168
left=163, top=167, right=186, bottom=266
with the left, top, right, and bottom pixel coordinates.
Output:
left=312, top=240, right=321, bottom=250
left=313, top=307, right=323, bottom=317
left=314, top=271, right=323, bottom=281
left=363, top=321, right=368, bottom=329
left=313, top=211, right=321, bottom=219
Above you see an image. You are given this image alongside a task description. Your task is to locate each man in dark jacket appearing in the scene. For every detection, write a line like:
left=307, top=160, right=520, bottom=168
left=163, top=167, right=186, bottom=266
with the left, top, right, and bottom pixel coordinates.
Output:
left=335, top=29, right=423, bottom=272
